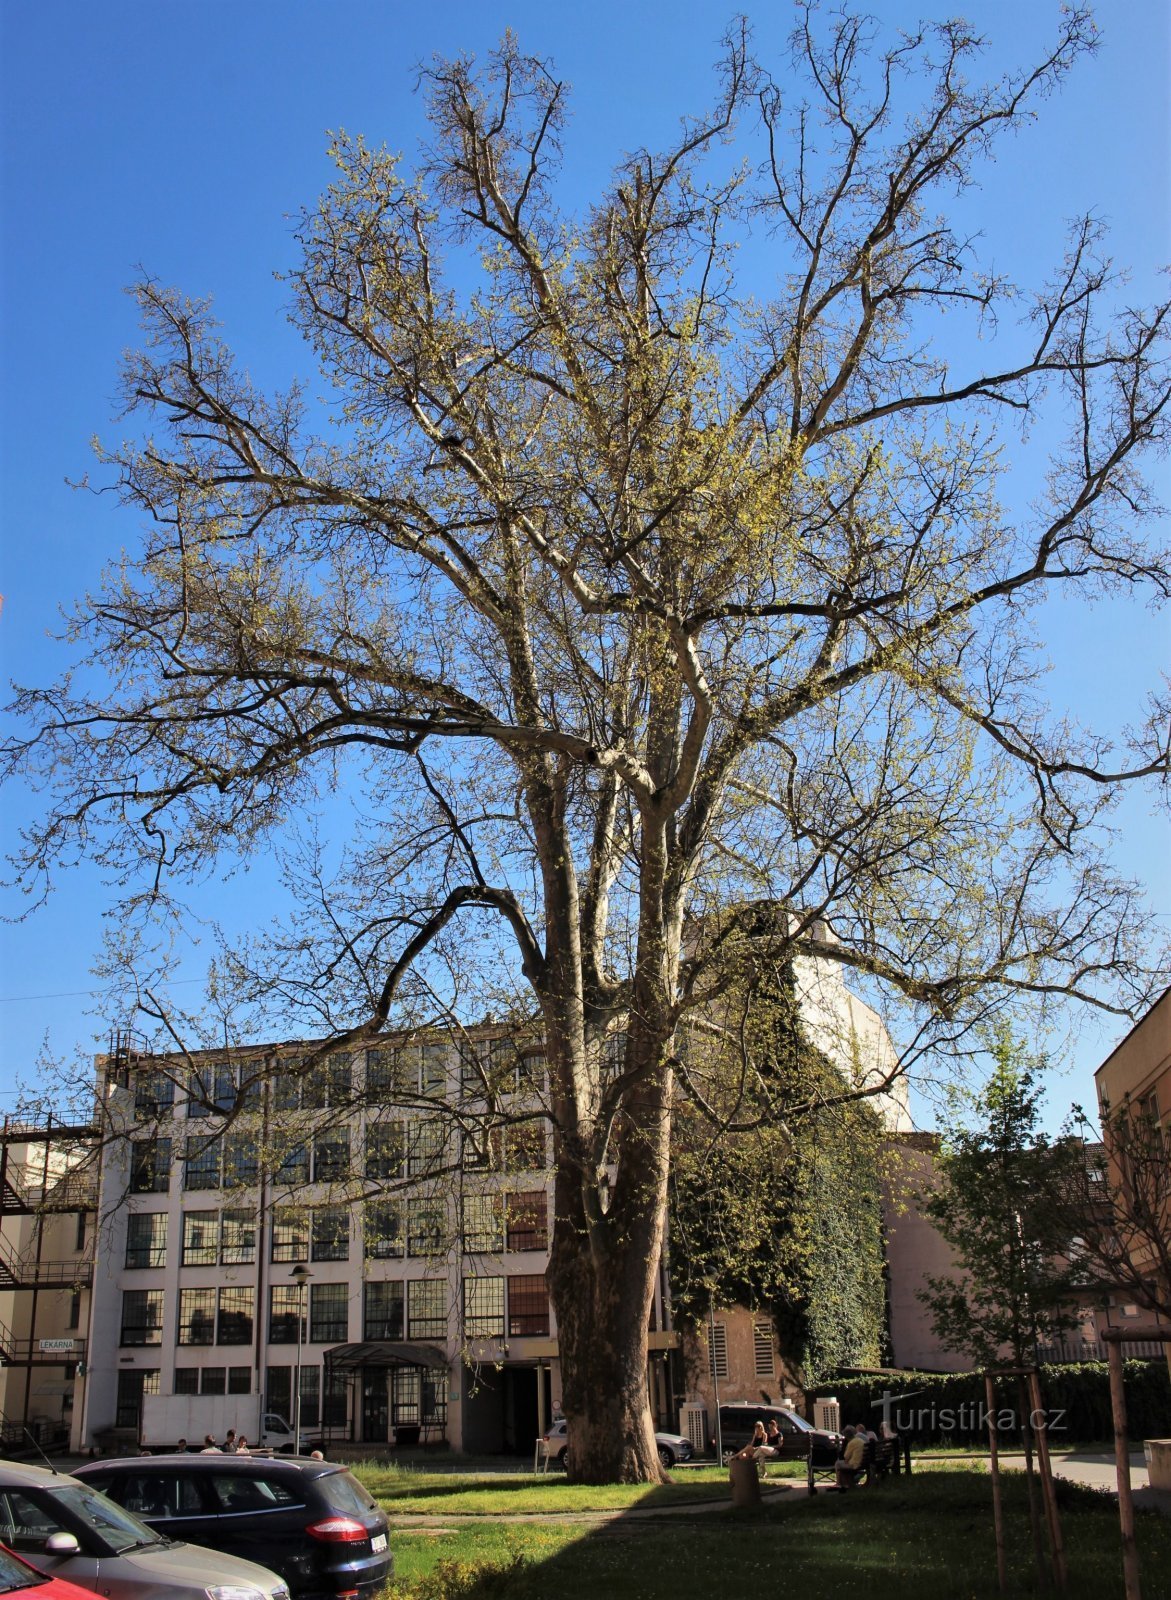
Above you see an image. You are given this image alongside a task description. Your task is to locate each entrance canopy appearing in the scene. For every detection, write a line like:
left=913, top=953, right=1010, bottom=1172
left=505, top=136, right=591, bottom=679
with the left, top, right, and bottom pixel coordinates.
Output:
left=324, top=1341, right=448, bottom=1374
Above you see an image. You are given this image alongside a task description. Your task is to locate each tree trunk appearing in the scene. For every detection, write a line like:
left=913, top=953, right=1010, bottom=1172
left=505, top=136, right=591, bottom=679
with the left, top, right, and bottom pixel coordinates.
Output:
left=546, top=1075, right=672, bottom=1485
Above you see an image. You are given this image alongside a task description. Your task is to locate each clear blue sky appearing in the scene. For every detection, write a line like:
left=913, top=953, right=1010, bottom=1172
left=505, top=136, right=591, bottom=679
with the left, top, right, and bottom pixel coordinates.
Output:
left=1, top=0, right=1168, bottom=1127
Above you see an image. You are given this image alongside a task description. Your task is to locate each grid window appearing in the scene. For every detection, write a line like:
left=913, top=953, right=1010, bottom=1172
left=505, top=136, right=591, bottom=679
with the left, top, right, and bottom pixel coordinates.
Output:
left=461, top=1127, right=502, bottom=1171
left=266, top=1366, right=291, bottom=1418
left=130, top=1138, right=171, bottom=1194
left=504, top=1123, right=547, bottom=1172
left=200, top=1366, right=226, bottom=1395
left=268, top=1285, right=304, bottom=1345
left=272, top=1067, right=303, bottom=1112
left=311, top=1207, right=349, bottom=1263
left=463, top=1276, right=505, bottom=1338
left=177, top=1287, right=216, bottom=1346
left=507, top=1274, right=549, bottom=1336
left=419, top=1044, right=447, bottom=1095
left=459, top=1041, right=489, bottom=1092
left=115, top=1369, right=160, bottom=1430
left=365, top=1121, right=405, bottom=1180
left=120, top=1289, right=164, bottom=1347
left=174, top=1367, right=199, bottom=1395
left=309, top=1282, right=348, bottom=1343
left=407, top=1279, right=447, bottom=1341
left=505, top=1191, right=548, bottom=1252
left=182, top=1211, right=219, bottom=1267
left=407, top=1121, right=445, bottom=1176
left=222, top=1131, right=259, bottom=1189
left=364, top=1200, right=404, bottom=1259
left=364, top=1281, right=405, bottom=1341
left=271, top=1209, right=308, bottom=1264
left=753, top=1322, right=776, bottom=1378
left=221, top=1209, right=257, bottom=1265
left=228, top=1365, right=251, bottom=1394
left=313, top=1130, right=350, bottom=1183
left=188, top=1063, right=236, bottom=1118
left=517, top=1048, right=547, bottom=1095
left=407, top=1198, right=446, bottom=1257
left=275, top=1143, right=310, bottom=1186
left=183, top=1137, right=221, bottom=1191
left=298, top=1366, right=321, bottom=1428
left=134, top=1069, right=175, bottom=1120
left=217, top=1286, right=254, bottom=1345
left=462, top=1193, right=504, bottom=1254
left=125, top=1212, right=167, bottom=1270
left=709, top=1321, right=729, bottom=1380
left=366, top=1049, right=403, bottom=1101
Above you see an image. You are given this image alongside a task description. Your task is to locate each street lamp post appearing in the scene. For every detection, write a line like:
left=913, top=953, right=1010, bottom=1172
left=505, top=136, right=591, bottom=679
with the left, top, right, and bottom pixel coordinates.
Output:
left=290, top=1262, right=313, bottom=1451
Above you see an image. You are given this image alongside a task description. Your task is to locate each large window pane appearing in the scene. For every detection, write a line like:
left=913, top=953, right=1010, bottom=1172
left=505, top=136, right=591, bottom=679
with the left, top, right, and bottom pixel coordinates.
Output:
left=507, top=1274, right=549, bottom=1336
left=407, top=1198, right=445, bottom=1257
left=311, top=1207, right=349, bottom=1263
left=125, top=1212, right=167, bottom=1269
left=505, top=1191, right=548, bottom=1252
left=275, top=1142, right=309, bottom=1186
left=463, top=1276, right=504, bottom=1338
left=363, top=1281, right=404, bottom=1341
left=120, top=1289, right=164, bottom=1346
left=462, top=1193, right=503, bottom=1254
left=365, top=1121, right=404, bottom=1180
left=271, top=1208, right=308, bottom=1263
left=407, top=1121, right=445, bottom=1177
left=221, top=1208, right=257, bottom=1265
left=182, top=1211, right=218, bottom=1267
left=313, top=1131, right=350, bottom=1183
left=222, top=1131, right=258, bottom=1189
left=407, top=1279, right=446, bottom=1341
left=130, top=1138, right=171, bottom=1194
left=217, top=1286, right=254, bottom=1346
left=268, top=1285, right=304, bottom=1345
left=504, top=1123, right=547, bottom=1172
left=134, top=1070, right=175, bottom=1121
left=177, top=1288, right=215, bottom=1346
left=183, top=1136, right=221, bottom=1191
left=364, top=1199, right=405, bottom=1260
left=309, top=1282, right=348, bottom=1343
left=115, top=1369, right=160, bottom=1429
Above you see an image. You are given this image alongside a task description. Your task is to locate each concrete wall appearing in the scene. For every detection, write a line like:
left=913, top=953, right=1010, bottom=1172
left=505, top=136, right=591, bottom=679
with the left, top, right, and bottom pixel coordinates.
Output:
left=881, top=1134, right=969, bottom=1373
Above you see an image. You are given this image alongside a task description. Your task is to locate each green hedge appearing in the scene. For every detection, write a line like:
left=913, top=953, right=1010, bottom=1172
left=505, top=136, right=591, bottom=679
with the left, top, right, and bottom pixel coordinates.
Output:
left=818, top=1360, right=1170, bottom=1446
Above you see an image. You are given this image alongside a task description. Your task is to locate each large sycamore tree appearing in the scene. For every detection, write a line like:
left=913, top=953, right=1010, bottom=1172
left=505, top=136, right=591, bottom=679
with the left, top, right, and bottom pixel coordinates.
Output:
left=7, top=7, right=1171, bottom=1481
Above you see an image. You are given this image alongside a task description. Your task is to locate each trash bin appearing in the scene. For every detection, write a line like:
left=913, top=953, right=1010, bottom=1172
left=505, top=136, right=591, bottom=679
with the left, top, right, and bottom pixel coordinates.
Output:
left=729, top=1453, right=762, bottom=1507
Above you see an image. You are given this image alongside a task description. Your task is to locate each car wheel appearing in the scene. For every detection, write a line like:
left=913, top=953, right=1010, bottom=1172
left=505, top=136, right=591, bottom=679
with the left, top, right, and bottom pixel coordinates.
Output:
left=557, top=1447, right=569, bottom=1470
left=657, top=1445, right=674, bottom=1470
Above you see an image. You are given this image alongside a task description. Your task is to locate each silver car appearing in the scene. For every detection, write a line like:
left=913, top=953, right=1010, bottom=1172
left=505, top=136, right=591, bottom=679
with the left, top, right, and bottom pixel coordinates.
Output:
left=0, top=1459, right=289, bottom=1600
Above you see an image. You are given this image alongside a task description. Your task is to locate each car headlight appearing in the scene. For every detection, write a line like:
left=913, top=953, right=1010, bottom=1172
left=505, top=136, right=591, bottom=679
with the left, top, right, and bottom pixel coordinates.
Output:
left=205, top=1587, right=268, bottom=1600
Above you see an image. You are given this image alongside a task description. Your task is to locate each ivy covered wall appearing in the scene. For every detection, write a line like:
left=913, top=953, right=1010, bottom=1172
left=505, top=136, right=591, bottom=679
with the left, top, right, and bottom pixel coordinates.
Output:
left=669, top=957, right=888, bottom=1386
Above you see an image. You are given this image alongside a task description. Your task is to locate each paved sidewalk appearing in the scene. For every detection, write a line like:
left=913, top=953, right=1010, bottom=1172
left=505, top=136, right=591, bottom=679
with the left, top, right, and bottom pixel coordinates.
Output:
left=996, top=1450, right=1171, bottom=1515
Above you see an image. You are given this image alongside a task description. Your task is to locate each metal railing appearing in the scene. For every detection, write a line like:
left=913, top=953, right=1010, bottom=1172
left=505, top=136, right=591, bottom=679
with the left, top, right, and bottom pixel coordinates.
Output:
left=1037, top=1336, right=1168, bottom=1363
left=0, top=1315, right=85, bottom=1368
left=0, top=1232, right=92, bottom=1289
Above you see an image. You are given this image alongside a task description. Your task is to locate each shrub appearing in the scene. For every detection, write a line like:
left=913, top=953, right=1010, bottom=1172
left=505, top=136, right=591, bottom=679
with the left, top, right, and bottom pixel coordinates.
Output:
left=820, top=1360, right=1169, bottom=1445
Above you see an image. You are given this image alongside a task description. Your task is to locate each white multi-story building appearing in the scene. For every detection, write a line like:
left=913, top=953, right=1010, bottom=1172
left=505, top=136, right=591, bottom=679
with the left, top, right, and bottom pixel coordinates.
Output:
left=59, top=964, right=910, bottom=1457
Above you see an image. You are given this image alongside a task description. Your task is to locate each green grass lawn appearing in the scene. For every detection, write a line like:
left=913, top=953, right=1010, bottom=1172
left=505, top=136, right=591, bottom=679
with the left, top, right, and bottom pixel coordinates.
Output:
left=354, top=1461, right=736, bottom=1513
left=375, top=1464, right=1171, bottom=1599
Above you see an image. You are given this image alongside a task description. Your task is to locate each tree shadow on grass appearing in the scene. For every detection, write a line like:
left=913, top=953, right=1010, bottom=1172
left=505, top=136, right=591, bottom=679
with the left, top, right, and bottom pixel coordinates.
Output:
left=389, top=1467, right=1171, bottom=1600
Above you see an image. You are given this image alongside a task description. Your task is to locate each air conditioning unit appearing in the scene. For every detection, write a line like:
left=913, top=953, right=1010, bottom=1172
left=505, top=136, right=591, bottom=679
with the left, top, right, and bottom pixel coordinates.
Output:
left=680, top=1402, right=708, bottom=1454
left=813, top=1396, right=841, bottom=1434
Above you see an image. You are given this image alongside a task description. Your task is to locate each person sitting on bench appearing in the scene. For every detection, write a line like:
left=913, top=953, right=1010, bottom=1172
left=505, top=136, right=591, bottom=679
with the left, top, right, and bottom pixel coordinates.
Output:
left=735, top=1421, right=775, bottom=1459
left=836, top=1425, right=866, bottom=1490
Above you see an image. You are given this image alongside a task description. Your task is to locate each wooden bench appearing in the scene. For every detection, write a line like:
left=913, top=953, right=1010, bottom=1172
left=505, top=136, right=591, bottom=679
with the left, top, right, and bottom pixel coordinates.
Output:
left=806, top=1434, right=913, bottom=1494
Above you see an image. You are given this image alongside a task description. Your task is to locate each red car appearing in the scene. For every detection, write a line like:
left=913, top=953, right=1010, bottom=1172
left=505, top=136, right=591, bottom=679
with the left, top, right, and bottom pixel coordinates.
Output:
left=0, top=1546, right=94, bottom=1600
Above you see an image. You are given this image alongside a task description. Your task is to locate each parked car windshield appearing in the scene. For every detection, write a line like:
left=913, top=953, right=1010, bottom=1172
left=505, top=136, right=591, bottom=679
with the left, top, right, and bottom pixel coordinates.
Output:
left=45, top=1483, right=164, bottom=1554
left=0, top=1547, right=47, bottom=1593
